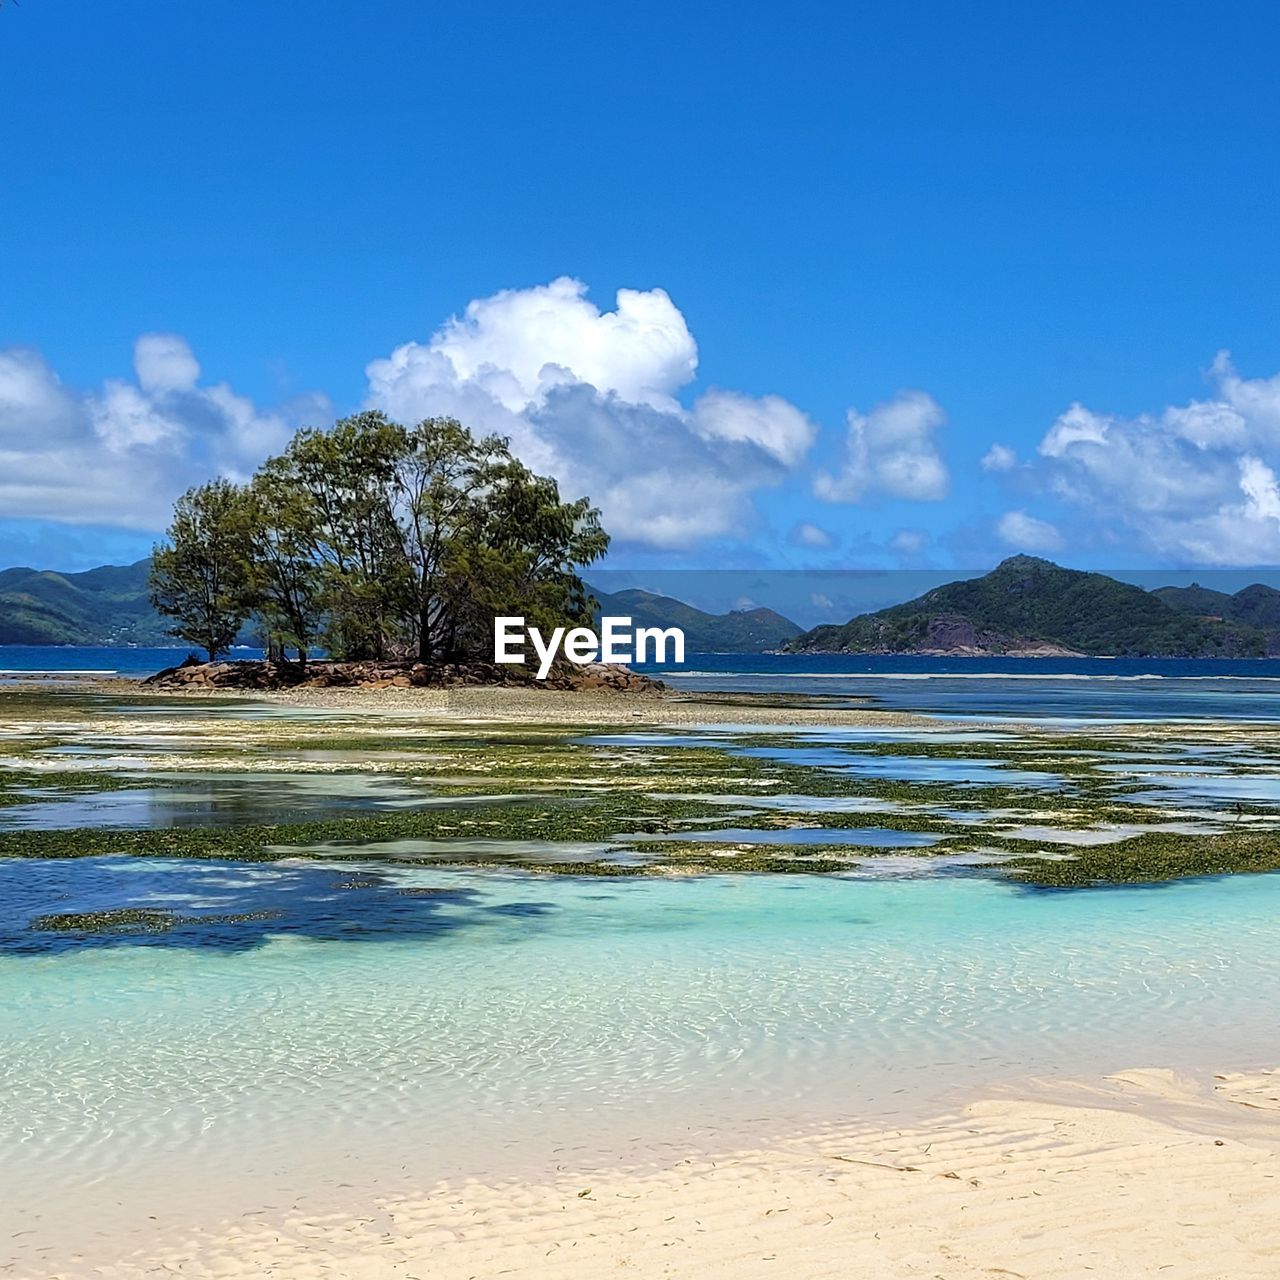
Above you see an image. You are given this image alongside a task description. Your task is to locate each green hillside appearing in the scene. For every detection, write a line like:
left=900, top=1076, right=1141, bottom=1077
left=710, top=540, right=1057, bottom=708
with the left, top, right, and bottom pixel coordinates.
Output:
left=0, top=561, right=803, bottom=653
left=7, top=554, right=1278, bottom=657
left=788, top=557, right=1272, bottom=657
left=0, top=560, right=172, bottom=645
left=592, top=587, right=802, bottom=653
left=1156, top=582, right=1280, bottom=630
left=1150, top=583, right=1235, bottom=617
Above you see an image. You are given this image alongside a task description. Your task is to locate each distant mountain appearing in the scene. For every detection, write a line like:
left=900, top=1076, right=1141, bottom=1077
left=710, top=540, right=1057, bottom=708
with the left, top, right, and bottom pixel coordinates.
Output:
left=0, top=560, right=804, bottom=654
left=1154, top=581, right=1280, bottom=630
left=0, top=559, right=172, bottom=646
left=591, top=587, right=802, bottom=653
left=787, top=557, right=1276, bottom=657
left=1149, top=583, right=1234, bottom=618
left=9, top=553, right=1278, bottom=658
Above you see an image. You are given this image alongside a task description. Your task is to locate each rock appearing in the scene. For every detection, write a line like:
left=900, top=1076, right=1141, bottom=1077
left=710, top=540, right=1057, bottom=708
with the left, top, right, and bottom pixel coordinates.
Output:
left=143, top=657, right=667, bottom=694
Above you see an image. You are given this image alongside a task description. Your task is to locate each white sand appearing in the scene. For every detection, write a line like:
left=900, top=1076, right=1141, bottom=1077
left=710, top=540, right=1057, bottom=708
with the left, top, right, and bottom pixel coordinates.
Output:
left=33, top=1065, right=1280, bottom=1280
left=29, top=677, right=931, bottom=727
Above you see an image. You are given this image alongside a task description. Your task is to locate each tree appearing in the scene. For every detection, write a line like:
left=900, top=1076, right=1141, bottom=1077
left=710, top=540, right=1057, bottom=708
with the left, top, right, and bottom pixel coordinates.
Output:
left=382, top=419, right=610, bottom=661
left=388, top=417, right=506, bottom=661
left=149, top=480, right=253, bottom=661
left=436, top=456, right=608, bottom=658
left=266, top=412, right=407, bottom=659
left=243, top=471, right=325, bottom=664
left=151, top=412, right=611, bottom=668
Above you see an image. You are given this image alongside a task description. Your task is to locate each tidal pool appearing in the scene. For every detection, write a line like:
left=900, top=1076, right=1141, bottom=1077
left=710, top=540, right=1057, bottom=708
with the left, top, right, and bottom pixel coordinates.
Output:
left=0, top=774, right=551, bottom=831
left=579, top=728, right=1065, bottom=788
left=624, top=825, right=942, bottom=848
left=736, top=744, right=1063, bottom=787
left=1123, top=772, right=1280, bottom=807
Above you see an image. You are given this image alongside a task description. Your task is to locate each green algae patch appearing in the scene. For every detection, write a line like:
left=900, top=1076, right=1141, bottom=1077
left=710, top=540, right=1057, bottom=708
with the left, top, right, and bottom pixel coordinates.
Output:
left=0, top=792, right=726, bottom=862
left=1004, top=829, right=1280, bottom=887
left=31, top=907, right=282, bottom=934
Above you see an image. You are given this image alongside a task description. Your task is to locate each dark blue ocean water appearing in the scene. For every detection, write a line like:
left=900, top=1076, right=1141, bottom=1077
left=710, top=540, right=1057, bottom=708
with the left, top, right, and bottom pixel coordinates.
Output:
left=0, top=645, right=264, bottom=678
left=636, top=652, right=1280, bottom=721
left=8, top=644, right=1280, bottom=719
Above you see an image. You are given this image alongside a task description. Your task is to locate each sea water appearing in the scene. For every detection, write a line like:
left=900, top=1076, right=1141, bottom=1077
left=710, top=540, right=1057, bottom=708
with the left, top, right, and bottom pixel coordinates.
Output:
left=3, top=858, right=1279, bottom=1243
left=12, top=646, right=1280, bottom=720
left=645, top=653, right=1280, bottom=720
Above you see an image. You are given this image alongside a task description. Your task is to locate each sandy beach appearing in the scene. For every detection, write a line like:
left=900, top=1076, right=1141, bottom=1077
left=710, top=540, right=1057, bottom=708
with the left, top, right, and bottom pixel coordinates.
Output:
left=26, top=1064, right=1277, bottom=1279
left=10, top=674, right=942, bottom=728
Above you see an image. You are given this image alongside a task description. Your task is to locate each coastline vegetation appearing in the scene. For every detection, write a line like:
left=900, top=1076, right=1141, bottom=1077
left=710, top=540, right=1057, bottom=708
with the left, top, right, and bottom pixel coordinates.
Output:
left=149, top=412, right=608, bottom=663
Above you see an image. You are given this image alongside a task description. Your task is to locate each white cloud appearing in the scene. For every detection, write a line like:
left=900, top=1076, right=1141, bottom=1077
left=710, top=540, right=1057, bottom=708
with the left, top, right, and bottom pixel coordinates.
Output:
left=693, top=389, right=815, bottom=467
left=997, top=509, right=1064, bottom=553
left=0, top=348, right=81, bottom=443
left=1016, top=353, right=1280, bottom=563
left=414, top=277, right=697, bottom=414
left=0, top=336, right=321, bottom=529
left=133, top=333, right=201, bottom=394
left=814, top=390, right=949, bottom=503
left=1, top=281, right=817, bottom=552
left=792, top=521, right=833, bottom=548
left=981, top=443, right=1017, bottom=472
left=365, top=277, right=817, bottom=550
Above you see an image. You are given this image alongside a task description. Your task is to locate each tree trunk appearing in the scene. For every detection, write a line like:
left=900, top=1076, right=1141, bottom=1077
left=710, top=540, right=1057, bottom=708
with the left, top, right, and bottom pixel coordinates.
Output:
left=418, top=602, right=432, bottom=663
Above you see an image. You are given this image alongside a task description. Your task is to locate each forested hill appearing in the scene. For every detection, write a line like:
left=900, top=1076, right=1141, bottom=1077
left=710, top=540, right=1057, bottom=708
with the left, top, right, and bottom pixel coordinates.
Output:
left=5, top=553, right=1278, bottom=657
left=0, top=560, right=173, bottom=646
left=592, top=588, right=802, bottom=653
left=0, top=560, right=803, bottom=652
left=1153, top=582, right=1280, bottom=630
left=787, top=557, right=1280, bottom=657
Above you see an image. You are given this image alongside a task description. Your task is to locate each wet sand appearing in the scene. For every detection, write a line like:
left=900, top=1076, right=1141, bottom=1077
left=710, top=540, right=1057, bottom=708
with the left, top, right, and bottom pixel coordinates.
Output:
left=6, top=675, right=935, bottom=728
left=30, top=1065, right=1280, bottom=1279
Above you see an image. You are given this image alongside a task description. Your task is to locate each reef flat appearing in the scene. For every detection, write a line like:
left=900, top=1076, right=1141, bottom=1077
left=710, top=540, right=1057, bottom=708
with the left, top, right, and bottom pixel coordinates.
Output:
left=4, top=685, right=1280, bottom=904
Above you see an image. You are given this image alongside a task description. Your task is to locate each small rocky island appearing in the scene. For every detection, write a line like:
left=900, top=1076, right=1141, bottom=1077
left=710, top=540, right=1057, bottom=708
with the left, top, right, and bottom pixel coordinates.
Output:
left=145, top=655, right=665, bottom=693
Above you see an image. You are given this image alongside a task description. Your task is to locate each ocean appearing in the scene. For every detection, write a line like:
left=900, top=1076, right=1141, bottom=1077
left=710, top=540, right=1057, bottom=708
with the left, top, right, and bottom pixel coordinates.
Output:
left=9, top=644, right=1280, bottom=719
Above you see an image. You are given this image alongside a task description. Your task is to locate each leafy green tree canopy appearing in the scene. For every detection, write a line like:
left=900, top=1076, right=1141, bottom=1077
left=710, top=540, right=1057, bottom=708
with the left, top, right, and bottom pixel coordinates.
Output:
left=149, top=479, right=254, bottom=661
left=149, top=414, right=609, bottom=664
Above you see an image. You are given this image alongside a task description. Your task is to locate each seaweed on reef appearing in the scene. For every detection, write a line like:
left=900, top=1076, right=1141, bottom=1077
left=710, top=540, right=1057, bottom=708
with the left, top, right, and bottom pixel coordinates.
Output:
left=31, top=907, right=282, bottom=934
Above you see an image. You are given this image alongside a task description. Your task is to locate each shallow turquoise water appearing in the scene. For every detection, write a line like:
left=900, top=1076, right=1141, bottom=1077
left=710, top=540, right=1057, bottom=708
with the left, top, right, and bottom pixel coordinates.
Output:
left=3, top=861, right=1279, bottom=1231
left=0, top=772, right=446, bottom=830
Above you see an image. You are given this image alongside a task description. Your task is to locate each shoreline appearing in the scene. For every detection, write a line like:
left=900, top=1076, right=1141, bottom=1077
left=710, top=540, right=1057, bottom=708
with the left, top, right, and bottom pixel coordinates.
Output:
left=17, top=1061, right=1279, bottom=1279
left=2, top=676, right=942, bottom=728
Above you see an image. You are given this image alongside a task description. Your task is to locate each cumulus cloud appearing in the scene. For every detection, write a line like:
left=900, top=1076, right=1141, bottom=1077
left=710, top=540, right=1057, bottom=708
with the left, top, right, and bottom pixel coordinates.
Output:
left=981, top=443, right=1017, bottom=472
left=365, top=277, right=817, bottom=550
left=997, top=509, right=1064, bottom=553
left=0, top=336, right=322, bottom=529
left=1014, top=352, right=1280, bottom=564
left=414, top=277, right=697, bottom=414
left=133, top=333, right=201, bottom=394
left=1, top=282, right=818, bottom=552
left=814, top=390, right=949, bottom=503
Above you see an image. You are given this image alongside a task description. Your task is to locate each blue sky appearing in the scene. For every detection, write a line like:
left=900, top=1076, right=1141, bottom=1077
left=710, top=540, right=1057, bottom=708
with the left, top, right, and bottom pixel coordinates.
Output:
left=4, top=0, right=1280, bottom=589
